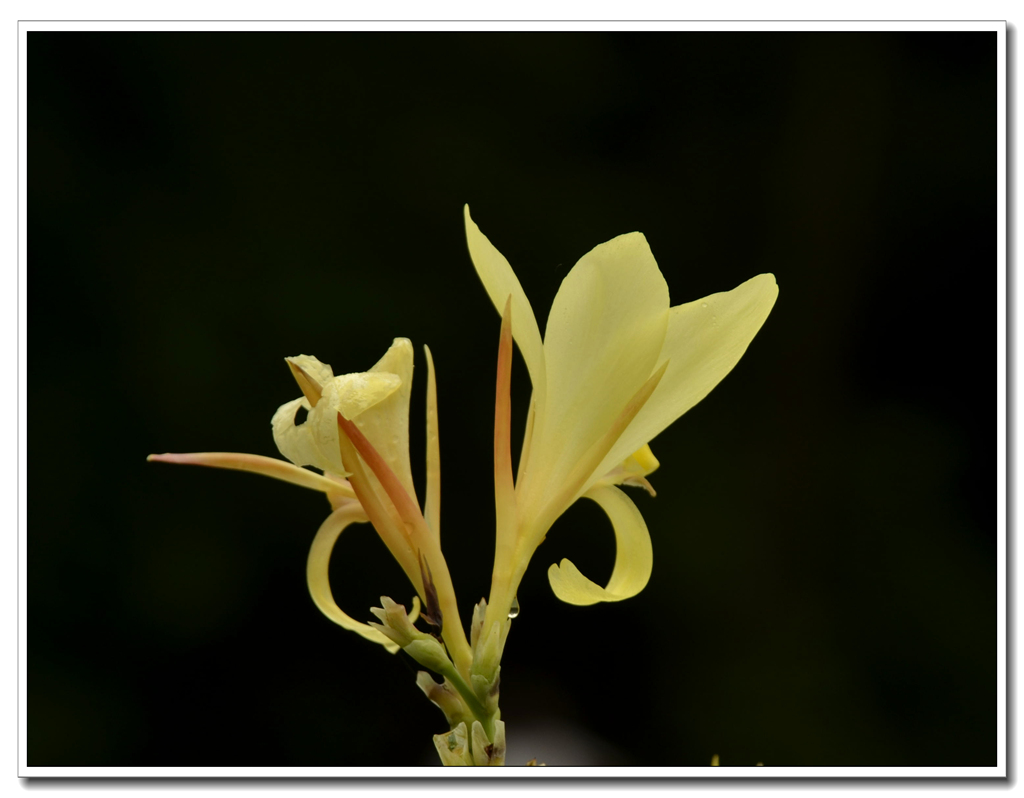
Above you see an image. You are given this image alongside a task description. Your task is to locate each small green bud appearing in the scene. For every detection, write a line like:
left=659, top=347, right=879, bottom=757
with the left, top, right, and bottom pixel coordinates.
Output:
left=404, top=637, right=452, bottom=674
left=470, top=598, right=487, bottom=651
left=471, top=618, right=507, bottom=685
left=368, top=596, right=428, bottom=648
left=369, top=597, right=455, bottom=675
left=470, top=668, right=500, bottom=715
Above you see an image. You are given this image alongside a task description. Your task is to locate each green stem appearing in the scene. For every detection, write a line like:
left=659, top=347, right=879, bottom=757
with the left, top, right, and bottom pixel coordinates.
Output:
left=436, top=662, right=496, bottom=741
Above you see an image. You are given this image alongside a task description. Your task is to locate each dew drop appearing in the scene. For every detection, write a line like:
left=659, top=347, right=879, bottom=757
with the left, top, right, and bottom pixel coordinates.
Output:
left=507, top=595, right=520, bottom=619
left=701, top=302, right=708, bottom=308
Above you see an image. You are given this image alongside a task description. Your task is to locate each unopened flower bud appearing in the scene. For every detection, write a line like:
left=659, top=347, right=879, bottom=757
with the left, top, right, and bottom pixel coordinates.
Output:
left=368, top=596, right=430, bottom=648
left=369, top=597, right=455, bottom=675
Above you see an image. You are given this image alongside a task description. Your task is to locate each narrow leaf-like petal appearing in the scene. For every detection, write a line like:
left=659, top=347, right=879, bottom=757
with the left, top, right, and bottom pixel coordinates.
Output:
left=146, top=452, right=355, bottom=499
left=335, top=415, right=418, bottom=584
left=338, top=413, right=474, bottom=672
left=424, top=344, right=441, bottom=540
left=596, top=273, right=779, bottom=477
left=538, top=232, right=669, bottom=493
left=306, top=503, right=404, bottom=652
left=493, top=297, right=518, bottom=570
left=464, top=206, right=547, bottom=409
left=546, top=484, right=652, bottom=606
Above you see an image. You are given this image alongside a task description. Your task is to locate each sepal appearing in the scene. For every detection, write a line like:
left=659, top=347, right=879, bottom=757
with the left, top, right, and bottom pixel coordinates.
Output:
left=433, top=722, right=472, bottom=766
left=470, top=719, right=506, bottom=766
left=416, top=672, right=473, bottom=729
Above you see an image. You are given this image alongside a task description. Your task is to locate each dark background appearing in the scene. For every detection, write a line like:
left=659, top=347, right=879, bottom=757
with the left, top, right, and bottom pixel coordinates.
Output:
left=28, top=31, right=997, bottom=767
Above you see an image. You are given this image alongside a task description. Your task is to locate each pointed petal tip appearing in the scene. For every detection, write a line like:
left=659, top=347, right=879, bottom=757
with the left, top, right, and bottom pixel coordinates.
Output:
left=147, top=453, right=181, bottom=463
left=286, top=358, right=324, bottom=407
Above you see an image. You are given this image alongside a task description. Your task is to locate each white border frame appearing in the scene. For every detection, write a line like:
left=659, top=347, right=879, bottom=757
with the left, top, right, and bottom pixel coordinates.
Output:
left=15, top=18, right=1007, bottom=781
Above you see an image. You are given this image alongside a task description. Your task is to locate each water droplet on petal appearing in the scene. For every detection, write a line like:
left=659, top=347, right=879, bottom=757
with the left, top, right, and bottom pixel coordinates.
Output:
left=701, top=303, right=708, bottom=308
left=507, top=595, right=520, bottom=619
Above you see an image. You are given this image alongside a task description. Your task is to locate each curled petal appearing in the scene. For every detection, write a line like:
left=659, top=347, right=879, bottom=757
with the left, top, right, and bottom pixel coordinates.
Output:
left=146, top=451, right=355, bottom=500
left=547, top=485, right=652, bottom=606
left=272, top=397, right=330, bottom=471
left=596, top=273, right=779, bottom=478
left=313, top=340, right=414, bottom=498
left=306, top=503, right=411, bottom=653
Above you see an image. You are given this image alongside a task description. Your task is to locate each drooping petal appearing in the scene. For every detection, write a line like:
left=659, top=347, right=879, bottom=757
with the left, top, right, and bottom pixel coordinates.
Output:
left=464, top=206, right=547, bottom=409
left=537, top=232, right=669, bottom=495
left=306, top=503, right=406, bottom=652
left=595, top=273, right=779, bottom=478
left=546, top=484, right=652, bottom=606
left=146, top=451, right=355, bottom=500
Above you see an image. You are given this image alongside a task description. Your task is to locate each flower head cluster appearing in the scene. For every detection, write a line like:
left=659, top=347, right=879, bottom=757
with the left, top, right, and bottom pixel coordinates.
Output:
left=148, top=207, right=777, bottom=765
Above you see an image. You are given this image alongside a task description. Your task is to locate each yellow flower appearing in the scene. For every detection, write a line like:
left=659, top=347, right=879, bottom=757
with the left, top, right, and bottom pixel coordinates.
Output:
left=464, top=206, right=778, bottom=632
left=148, top=339, right=472, bottom=670
left=149, top=207, right=779, bottom=766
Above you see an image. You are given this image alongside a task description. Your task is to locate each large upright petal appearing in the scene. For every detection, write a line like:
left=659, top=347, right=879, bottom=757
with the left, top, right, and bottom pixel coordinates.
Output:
left=464, top=206, right=547, bottom=410
left=360, top=338, right=417, bottom=501
left=594, top=273, right=779, bottom=479
left=536, top=233, right=669, bottom=496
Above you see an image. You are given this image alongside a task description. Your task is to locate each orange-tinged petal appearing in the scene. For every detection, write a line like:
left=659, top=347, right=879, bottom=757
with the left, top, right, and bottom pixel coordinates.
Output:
left=146, top=452, right=355, bottom=500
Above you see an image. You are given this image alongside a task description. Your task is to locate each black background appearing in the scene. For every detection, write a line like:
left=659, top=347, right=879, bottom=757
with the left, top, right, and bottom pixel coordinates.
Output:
left=28, top=31, right=997, bottom=767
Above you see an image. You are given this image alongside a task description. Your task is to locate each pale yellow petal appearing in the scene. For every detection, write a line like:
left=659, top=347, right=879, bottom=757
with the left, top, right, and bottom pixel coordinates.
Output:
left=596, top=274, right=779, bottom=479
left=537, top=232, right=669, bottom=493
left=464, top=205, right=546, bottom=408
left=309, top=365, right=404, bottom=478
left=546, top=484, right=652, bottom=606
left=353, top=338, right=416, bottom=500
left=286, top=354, right=334, bottom=386
left=146, top=451, right=355, bottom=499
left=306, top=503, right=404, bottom=653
left=271, top=397, right=327, bottom=470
